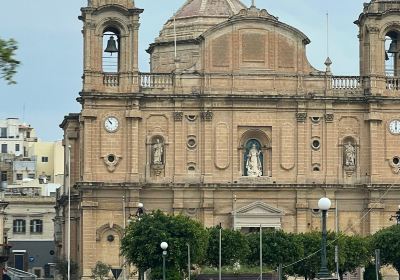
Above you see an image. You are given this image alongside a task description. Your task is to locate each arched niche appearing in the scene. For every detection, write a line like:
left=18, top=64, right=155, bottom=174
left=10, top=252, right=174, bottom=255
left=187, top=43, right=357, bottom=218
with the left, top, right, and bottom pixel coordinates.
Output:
left=341, top=136, right=358, bottom=173
left=239, top=129, right=272, bottom=177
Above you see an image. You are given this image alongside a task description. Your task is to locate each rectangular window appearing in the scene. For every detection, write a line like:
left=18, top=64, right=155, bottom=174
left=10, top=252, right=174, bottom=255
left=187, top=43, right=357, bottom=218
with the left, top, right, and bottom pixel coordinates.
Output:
left=28, top=174, right=35, bottom=179
left=16, top=174, right=23, bottom=180
left=15, top=144, right=20, bottom=152
left=41, top=157, right=48, bottom=163
left=13, top=219, right=26, bottom=233
left=0, top=128, right=7, bottom=138
left=30, top=219, right=43, bottom=233
left=1, top=144, right=7, bottom=153
left=1, top=171, right=7, bottom=182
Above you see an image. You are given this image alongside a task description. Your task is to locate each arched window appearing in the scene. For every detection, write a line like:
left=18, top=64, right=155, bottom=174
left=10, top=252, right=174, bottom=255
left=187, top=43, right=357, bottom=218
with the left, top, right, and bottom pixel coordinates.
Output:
left=243, top=139, right=263, bottom=177
left=102, top=27, right=120, bottom=73
left=385, top=31, right=399, bottom=76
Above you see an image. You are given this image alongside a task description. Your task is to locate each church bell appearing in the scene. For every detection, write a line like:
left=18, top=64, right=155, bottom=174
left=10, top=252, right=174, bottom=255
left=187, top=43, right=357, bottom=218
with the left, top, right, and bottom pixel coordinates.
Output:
left=104, top=36, right=118, bottom=54
left=388, top=40, right=398, bottom=53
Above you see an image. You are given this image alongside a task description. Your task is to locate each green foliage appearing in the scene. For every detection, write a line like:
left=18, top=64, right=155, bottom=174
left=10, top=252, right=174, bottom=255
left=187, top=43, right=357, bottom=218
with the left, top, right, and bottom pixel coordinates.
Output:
left=55, top=259, right=79, bottom=280
left=205, top=226, right=249, bottom=267
left=149, top=266, right=181, bottom=280
left=91, top=261, right=111, bottom=280
left=291, top=231, right=337, bottom=280
left=337, top=234, right=371, bottom=280
left=363, top=262, right=382, bottom=280
left=246, top=230, right=303, bottom=274
left=372, top=225, right=400, bottom=274
left=0, top=38, right=20, bottom=84
left=121, top=210, right=208, bottom=279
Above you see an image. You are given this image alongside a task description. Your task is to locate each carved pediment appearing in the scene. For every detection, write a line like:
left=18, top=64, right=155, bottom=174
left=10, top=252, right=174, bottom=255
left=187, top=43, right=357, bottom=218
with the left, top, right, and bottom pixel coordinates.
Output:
left=235, top=201, right=284, bottom=217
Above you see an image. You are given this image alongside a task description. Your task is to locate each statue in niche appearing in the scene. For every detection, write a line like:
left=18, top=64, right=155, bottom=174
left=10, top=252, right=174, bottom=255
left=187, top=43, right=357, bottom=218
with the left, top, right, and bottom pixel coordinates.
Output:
left=246, top=144, right=262, bottom=177
left=152, top=139, right=164, bottom=164
left=344, top=142, right=356, bottom=167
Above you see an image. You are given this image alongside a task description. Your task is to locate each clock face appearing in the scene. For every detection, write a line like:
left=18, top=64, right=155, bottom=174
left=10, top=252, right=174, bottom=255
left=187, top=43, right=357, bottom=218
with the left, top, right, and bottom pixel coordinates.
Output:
left=389, top=119, right=400, bottom=135
left=104, top=116, right=119, bottom=132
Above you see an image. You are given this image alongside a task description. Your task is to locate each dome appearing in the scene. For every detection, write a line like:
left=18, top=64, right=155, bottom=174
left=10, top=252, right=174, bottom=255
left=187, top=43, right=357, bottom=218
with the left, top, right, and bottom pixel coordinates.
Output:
left=175, top=0, right=246, bottom=19
left=153, top=0, right=247, bottom=43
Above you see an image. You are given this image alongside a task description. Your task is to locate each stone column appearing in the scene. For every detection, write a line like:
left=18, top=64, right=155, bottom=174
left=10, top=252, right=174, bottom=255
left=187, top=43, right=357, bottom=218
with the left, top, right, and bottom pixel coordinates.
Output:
left=126, top=109, right=142, bottom=182
left=201, top=110, right=213, bottom=183
left=81, top=111, right=97, bottom=181
left=296, top=112, right=307, bottom=183
left=324, top=112, right=336, bottom=181
left=173, top=111, right=184, bottom=178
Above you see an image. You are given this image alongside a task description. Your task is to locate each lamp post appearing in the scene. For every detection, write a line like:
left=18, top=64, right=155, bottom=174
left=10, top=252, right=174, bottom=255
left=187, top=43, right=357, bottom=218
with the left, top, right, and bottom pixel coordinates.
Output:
left=160, top=242, right=168, bottom=280
left=390, top=205, right=400, bottom=224
left=317, top=197, right=331, bottom=279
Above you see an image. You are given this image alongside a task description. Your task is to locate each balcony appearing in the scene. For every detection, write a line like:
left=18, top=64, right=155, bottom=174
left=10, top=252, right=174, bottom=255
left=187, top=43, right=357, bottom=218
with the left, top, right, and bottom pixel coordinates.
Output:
left=100, top=72, right=400, bottom=97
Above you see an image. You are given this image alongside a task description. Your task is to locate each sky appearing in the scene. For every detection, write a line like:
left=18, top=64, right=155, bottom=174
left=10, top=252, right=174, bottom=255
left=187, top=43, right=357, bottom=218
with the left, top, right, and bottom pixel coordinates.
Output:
left=0, top=0, right=367, bottom=141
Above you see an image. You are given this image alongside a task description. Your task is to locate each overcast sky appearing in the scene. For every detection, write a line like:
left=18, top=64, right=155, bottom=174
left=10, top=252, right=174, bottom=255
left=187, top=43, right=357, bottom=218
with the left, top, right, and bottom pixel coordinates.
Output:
left=0, top=0, right=366, bottom=141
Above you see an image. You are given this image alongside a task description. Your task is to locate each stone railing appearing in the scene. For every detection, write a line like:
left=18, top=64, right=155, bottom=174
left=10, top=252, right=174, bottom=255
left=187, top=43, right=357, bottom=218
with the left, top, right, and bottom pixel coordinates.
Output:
left=103, top=73, right=119, bottom=86
left=331, top=76, right=361, bottom=90
left=139, top=73, right=173, bottom=89
left=386, top=76, right=400, bottom=90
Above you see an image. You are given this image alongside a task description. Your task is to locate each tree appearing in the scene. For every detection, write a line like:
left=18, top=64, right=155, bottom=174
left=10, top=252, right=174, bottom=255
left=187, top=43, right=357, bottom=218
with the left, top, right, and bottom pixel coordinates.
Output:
left=205, top=226, right=249, bottom=268
left=337, top=234, right=371, bottom=280
left=291, top=231, right=338, bottom=280
left=55, top=259, right=79, bottom=280
left=91, top=261, right=111, bottom=280
left=372, top=225, right=400, bottom=276
left=0, top=38, right=19, bottom=84
left=121, top=210, right=208, bottom=280
left=246, top=229, right=302, bottom=273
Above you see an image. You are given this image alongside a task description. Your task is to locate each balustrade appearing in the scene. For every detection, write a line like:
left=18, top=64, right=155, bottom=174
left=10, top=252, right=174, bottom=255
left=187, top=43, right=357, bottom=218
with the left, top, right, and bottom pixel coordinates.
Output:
left=139, top=73, right=173, bottom=89
left=331, top=76, right=361, bottom=90
left=103, top=73, right=119, bottom=86
left=386, top=76, right=400, bottom=90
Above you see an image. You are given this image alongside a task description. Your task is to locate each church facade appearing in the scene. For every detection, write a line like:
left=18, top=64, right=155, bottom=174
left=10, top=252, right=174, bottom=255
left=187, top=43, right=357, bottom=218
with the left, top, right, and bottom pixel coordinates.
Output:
left=56, top=0, right=400, bottom=278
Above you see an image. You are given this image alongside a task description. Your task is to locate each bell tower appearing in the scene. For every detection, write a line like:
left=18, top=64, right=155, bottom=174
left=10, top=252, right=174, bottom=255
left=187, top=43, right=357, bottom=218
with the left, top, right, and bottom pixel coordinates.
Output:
left=355, top=0, right=400, bottom=78
left=79, top=0, right=143, bottom=93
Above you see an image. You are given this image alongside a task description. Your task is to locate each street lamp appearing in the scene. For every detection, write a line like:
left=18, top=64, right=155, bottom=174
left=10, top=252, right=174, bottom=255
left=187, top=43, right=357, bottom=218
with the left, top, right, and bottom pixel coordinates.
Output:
left=160, top=242, right=168, bottom=280
left=317, top=197, right=331, bottom=279
left=390, top=205, right=400, bottom=224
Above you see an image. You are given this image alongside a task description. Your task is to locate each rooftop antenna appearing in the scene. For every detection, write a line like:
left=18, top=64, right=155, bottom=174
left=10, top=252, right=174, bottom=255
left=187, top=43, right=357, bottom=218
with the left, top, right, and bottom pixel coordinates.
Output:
left=324, top=12, right=332, bottom=73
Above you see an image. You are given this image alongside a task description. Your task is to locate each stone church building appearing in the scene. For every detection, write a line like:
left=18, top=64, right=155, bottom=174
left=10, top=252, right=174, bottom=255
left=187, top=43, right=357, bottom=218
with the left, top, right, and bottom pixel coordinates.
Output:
left=56, top=0, right=400, bottom=278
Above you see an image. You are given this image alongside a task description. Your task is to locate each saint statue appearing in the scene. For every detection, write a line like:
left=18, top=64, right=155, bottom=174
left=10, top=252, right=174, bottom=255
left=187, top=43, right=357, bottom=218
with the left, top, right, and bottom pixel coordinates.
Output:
left=152, top=139, right=163, bottom=164
left=246, top=144, right=262, bottom=177
left=344, top=142, right=356, bottom=166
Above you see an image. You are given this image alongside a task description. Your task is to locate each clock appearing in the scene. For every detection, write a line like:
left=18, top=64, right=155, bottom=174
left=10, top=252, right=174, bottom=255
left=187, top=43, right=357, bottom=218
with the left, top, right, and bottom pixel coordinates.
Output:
left=104, top=116, right=119, bottom=132
left=389, top=119, right=400, bottom=135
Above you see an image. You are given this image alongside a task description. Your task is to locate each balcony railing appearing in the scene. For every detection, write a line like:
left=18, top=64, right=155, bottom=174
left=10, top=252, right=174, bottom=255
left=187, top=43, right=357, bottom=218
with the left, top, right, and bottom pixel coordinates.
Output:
left=139, top=73, right=173, bottom=89
left=386, top=76, right=400, bottom=90
left=331, top=76, right=361, bottom=90
left=103, top=73, right=119, bottom=86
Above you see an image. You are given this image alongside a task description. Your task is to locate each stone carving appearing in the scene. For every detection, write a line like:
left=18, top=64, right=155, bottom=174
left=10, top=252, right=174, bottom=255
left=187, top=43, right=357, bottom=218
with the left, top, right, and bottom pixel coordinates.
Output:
left=246, top=144, right=262, bottom=177
left=200, top=110, right=213, bottom=121
left=325, top=113, right=334, bottom=122
left=344, top=143, right=356, bottom=167
left=102, top=154, right=122, bottom=172
left=296, top=112, right=307, bottom=122
left=173, top=111, right=183, bottom=121
left=152, top=139, right=164, bottom=164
